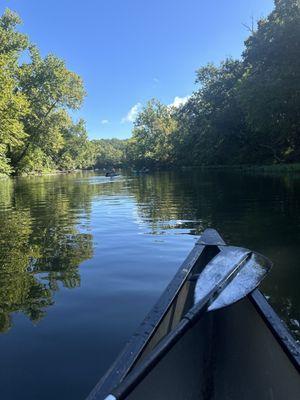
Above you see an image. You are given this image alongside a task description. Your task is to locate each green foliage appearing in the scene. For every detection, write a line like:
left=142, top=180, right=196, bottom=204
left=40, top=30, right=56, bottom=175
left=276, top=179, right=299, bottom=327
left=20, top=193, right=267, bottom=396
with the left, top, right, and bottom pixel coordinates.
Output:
left=0, top=8, right=90, bottom=176
left=14, top=46, right=86, bottom=172
left=0, top=8, right=28, bottom=54
left=239, top=0, right=300, bottom=163
left=0, top=8, right=124, bottom=175
left=58, top=119, right=92, bottom=170
left=0, top=51, right=29, bottom=174
left=128, top=99, right=177, bottom=167
left=177, top=59, right=247, bottom=165
left=92, top=138, right=127, bottom=168
left=126, top=0, right=300, bottom=167
left=1, top=0, right=299, bottom=174
left=0, top=10, right=29, bottom=175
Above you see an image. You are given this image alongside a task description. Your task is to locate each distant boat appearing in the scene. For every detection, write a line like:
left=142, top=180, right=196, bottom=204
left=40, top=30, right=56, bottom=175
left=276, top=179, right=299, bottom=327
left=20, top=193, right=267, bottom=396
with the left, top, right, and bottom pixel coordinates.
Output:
left=105, top=172, right=119, bottom=178
left=86, top=229, right=300, bottom=400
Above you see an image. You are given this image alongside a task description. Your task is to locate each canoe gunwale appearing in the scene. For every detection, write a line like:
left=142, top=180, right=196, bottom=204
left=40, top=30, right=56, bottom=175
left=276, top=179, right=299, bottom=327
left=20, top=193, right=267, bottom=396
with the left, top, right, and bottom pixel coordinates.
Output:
left=249, top=289, right=300, bottom=372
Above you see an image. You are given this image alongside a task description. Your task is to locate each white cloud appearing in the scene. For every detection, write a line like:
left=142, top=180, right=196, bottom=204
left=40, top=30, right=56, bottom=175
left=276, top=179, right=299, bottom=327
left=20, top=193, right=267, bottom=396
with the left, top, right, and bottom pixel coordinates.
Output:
left=122, top=102, right=142, bottom=123
left=153, top=77, right=159, bottom=84
left=101, top=119, right=109, bottom=124
left=168, top=95, right=190, bottom=108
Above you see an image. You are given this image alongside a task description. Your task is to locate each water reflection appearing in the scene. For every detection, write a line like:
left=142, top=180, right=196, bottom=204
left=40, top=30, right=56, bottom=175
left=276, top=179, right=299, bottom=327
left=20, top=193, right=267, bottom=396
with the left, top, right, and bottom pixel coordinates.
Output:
left=0, top=170, right=299, bottom=338
left=132, top=170, right=300, bottom=337
left=0, top=175, right=95, bottom=332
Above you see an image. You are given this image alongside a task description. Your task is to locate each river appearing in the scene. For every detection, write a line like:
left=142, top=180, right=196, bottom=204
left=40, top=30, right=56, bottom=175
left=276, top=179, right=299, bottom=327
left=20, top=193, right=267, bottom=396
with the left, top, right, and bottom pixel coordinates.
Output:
left=0, top=169, right=299, bottom=399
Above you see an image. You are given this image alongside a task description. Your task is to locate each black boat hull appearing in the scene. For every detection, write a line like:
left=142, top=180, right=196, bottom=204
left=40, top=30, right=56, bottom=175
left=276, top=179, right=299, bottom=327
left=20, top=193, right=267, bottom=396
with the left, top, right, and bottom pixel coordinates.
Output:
left=87, top=229, right=300, bottom=400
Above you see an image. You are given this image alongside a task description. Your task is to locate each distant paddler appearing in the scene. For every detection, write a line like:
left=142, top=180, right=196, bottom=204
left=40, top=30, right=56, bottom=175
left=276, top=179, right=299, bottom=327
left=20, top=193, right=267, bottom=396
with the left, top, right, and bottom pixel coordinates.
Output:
left=105, top=168, right=118, bottom=178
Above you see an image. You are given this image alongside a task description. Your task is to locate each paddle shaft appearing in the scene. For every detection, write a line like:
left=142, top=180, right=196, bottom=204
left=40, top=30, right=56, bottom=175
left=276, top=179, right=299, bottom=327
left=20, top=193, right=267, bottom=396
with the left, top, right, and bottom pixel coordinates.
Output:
left=108, top=251, right=252, bottom=400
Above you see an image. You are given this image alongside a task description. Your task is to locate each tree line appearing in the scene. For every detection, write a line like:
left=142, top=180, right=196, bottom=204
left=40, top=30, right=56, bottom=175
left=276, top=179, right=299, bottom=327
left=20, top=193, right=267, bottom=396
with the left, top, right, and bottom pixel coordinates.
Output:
left=0, top=0, right=299, bottom=176
left=0, top=8, right=126, bottom=176
left=128, top=0, right=300, bottom=168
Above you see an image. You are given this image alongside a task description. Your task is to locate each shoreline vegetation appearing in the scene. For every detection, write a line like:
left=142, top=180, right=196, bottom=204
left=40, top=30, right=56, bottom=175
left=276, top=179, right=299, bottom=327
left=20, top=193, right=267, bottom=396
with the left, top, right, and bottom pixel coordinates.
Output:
left=0, top=0, right=299, bottom=177
left=1, top=162, right=300, bottom=181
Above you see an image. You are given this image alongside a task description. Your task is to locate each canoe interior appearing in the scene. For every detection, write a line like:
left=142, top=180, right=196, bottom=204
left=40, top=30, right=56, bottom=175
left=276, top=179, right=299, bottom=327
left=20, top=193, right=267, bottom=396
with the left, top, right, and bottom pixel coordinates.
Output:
left=126, top=241, right=300, bottom=400
left=128, top=296, right=300, bottom=400
left=132, top=244, right=219, bottom=367
left=87, top=230, right=300, bottom=400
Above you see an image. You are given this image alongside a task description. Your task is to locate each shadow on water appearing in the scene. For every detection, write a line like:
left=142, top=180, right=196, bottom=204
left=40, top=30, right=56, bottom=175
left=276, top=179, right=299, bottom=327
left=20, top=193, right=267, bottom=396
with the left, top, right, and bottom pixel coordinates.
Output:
left=0, top=169, right=299, bottom=399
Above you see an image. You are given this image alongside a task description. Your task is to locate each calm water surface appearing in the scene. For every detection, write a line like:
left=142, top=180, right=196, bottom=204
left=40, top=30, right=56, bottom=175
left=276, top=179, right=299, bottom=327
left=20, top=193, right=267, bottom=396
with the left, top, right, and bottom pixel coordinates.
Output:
left=0, top=170, right=299, bottom=399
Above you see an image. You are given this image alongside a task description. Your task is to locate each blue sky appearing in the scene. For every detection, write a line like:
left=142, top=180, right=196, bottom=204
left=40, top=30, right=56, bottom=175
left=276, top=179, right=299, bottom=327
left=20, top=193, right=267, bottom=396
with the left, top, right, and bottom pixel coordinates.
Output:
left=1, top=0, right=274, bottom=139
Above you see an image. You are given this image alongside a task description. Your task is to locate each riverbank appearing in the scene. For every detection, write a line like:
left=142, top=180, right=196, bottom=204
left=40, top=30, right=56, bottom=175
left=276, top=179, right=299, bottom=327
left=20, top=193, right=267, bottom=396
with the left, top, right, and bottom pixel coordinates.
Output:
left=2, top=163, right=300, bottom=179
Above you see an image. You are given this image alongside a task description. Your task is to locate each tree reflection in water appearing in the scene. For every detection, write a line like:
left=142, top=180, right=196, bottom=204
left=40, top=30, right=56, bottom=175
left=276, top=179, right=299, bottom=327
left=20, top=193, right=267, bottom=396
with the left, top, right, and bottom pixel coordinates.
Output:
left=0, top=174, right=95, bottom=332
left=0, top=170, right=299, bottom=339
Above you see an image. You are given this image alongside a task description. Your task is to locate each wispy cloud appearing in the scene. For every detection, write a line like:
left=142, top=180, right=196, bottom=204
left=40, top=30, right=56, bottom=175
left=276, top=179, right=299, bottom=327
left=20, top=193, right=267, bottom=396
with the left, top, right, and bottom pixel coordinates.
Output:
left=168, top=95, right=190, bottom=108
left=153, top=77, right=159, bottom=84
left=122, top=102, right=142, bottom=123
left=101, top=119, right=109, bottom=124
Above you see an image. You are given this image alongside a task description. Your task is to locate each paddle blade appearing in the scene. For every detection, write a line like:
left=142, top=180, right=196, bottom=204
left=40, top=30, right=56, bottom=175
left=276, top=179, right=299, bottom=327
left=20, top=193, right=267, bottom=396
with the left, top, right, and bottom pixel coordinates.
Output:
left=194, top=248, right=272, bottom=312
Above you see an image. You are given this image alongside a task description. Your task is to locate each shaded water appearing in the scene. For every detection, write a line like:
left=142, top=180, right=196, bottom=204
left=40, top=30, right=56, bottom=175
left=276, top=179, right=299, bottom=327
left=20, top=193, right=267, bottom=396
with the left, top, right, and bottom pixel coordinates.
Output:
left=0, top=170, right=299, bottom=399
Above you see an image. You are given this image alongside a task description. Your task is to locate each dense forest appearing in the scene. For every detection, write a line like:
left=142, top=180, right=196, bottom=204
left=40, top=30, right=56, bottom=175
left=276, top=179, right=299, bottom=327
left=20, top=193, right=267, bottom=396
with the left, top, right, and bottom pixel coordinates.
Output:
left=0, top=0, right=299, bottom=176
left=128, top=0, right=300, bottom=168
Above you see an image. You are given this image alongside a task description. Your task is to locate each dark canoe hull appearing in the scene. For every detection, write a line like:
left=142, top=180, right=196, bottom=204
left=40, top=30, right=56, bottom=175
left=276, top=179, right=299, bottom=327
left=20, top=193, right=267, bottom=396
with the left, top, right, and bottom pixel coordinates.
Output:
left=87, top=229, right=300, bottom=400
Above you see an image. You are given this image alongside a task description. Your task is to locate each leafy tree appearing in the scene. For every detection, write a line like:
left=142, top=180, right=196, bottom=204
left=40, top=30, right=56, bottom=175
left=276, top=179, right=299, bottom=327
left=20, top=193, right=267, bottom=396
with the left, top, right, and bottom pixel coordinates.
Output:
left=14, top=46, right=86, bottom=172
left=92, top=139, right=126, bottom=168
left=0, top=10, right=29, bottom=175
left=0, top=55, right=29, bottom=174
left=58, top=119, right=92, bottom=170
left=175, top=60, right=247, bottom=165
left=129, top=99, right=177, bottom=167
left=239, top=0, right=300, bottom=163
left=0, top=8, right=89, bottom=176
left=125, top=0, right=300, bottom=167
left=0, top=8, right=28, bottom=54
